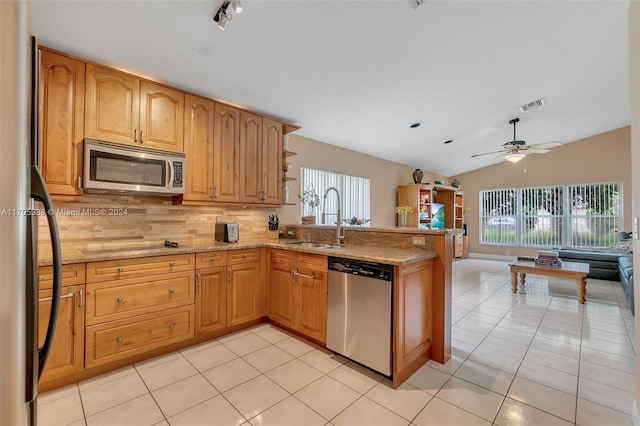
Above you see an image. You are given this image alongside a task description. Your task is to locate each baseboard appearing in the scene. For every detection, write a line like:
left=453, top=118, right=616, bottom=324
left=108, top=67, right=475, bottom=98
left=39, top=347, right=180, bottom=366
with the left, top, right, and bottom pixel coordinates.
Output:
left=468, top=252, right=515, bottom=262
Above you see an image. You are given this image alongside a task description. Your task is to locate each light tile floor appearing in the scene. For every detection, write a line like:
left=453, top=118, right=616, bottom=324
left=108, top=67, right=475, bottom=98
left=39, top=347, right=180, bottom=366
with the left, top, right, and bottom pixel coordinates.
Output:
left=39, top=259, right=636, bottom=425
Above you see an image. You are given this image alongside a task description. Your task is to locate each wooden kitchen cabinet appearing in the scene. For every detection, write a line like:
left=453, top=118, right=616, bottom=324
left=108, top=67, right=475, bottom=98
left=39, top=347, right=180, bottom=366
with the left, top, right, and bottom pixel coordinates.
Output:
left=227, top=262, right=262, bottom=327
left=269, top=250, right=328, bottom=343
left=38, top=285, right=85, bottom=387
left=261, top=117, right=283, bottom=204
left=39, top=49, right=85, bottom=197
left=184, top=94, right=215, bottom=202
left=213, top=103, right=240, bottom=202
left=195, top=249, right=265, bottom=333
left=195, top=266, right=227, bottom=335
left=239, top=111, right=263, bottom=204
left=85, top=65, right=184, bottom=152
left=85, top=254, right=196, bottom=368
left=393, top=258, right=433, bottom=388
left=453, top=233, right=463, bottom=259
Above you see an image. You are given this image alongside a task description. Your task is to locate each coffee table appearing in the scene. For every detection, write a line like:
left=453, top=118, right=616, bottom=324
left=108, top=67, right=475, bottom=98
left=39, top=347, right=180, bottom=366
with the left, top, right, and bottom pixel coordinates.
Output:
left=508, top=260, right=590, bottom=303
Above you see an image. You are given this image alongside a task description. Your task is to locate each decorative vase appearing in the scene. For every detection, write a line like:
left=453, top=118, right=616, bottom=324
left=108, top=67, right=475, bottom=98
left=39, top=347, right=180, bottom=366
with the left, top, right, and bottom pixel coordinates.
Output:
left=452, top=179, right=460, bottom=189
left=401, top=213, right=407, bottom=228
left=412, top=169, right=424, bottom=184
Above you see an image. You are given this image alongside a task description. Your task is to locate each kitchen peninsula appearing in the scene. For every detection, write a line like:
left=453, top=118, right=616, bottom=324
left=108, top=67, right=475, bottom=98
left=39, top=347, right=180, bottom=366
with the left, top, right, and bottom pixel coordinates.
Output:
left=37, top=226, right=455, bottom=391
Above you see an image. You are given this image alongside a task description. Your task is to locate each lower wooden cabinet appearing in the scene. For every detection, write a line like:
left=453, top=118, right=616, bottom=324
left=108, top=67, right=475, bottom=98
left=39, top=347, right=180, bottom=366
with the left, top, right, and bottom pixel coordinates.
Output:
left=38, top=285, right=85, bottom=386
left=86, top=306, right=194, bottom=368
left=393, top=258, right=433, bottom=387
left=453, top=234, right=463, bottom=259
left=195, top=249, right=265, bottom=334
left=195, top=266, right=227, bottom=335
left=269, top=250, right=327, bottom=343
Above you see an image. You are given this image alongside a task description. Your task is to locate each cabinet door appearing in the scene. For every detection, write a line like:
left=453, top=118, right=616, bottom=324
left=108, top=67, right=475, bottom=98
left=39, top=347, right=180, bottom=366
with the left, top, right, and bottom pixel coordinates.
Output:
left=239, top=111, right=262, bottom=203
left=227, top=262, right=261, bottom=327
left=394, top=259, right=432, bottom=380
left=269, top=262, right=296, bottom=329
left=140, top=81, right=184, bottom=152
left=39, top=50, right=85, bottom=196
left=196, top=267, right=227, bottom=335
left=296, top=269, right=327, bottom=343
left=184, top=94, right=214, bottom=201
left=38, top=285, right=85, bottom=386
left=262, top=118, right=283, bottom=205
left=85, top=65, right=140, bottom=145
left=213, top=103, right=240, bottom=202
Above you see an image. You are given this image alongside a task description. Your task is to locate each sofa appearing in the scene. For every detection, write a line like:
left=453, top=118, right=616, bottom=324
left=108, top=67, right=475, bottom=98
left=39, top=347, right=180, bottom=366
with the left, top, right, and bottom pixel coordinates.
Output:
left=555, top=240, right=633, bottom=314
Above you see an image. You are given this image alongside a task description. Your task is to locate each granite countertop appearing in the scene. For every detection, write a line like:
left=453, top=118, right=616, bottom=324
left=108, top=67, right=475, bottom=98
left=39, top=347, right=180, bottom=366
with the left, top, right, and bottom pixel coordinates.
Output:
left=38, top=238, right=437, bottom=266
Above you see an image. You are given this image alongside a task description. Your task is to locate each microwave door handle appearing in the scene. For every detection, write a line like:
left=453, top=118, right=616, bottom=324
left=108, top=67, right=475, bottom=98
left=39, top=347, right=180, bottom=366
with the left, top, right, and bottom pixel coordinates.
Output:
left=167, top=160, right=173, bottom=188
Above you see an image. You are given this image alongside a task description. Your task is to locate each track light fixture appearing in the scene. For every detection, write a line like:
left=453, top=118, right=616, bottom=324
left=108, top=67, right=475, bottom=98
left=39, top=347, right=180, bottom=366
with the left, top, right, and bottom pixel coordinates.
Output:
left=213, top=0, right=242, bottom=30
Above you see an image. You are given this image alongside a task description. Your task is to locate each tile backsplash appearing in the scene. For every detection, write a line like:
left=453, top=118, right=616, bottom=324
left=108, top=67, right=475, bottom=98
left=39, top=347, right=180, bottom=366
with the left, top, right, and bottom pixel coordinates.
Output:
left=37, top=195, right=277, bottom=250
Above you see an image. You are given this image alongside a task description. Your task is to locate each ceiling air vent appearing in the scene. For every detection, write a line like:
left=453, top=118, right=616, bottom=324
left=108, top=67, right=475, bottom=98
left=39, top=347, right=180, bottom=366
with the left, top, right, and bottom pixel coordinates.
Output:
left=407, top=0, right=426, bottom=10
left=519, top=98, right=545, bottom=113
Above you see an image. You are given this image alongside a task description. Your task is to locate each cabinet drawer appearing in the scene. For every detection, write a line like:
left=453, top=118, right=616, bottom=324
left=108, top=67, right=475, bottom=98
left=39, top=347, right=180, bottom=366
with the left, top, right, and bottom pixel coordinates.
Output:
left=38, top=263, right=85, bottom=290
left=270, top=249, right=296, bottom=267
left=85, top=271, right=194, bottom=325
left=85, top=306, right=194, bottom=368
left=86, top=254, right=195, bottom=283
left=196, top=251, right=228, bottom=268
left=228, top=249, right=260, bottom=265
left=297, top=253, right=327, bottom=271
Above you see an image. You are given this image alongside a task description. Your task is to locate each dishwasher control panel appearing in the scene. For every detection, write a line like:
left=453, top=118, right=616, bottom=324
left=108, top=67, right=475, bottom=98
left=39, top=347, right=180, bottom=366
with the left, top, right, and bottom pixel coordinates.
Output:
left=328, top=257, right=393, bottom=281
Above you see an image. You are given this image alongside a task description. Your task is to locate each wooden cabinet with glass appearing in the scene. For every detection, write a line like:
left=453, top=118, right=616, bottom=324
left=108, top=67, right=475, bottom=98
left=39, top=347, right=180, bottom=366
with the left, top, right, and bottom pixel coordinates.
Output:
left=397, top=184, right=464, bottom=231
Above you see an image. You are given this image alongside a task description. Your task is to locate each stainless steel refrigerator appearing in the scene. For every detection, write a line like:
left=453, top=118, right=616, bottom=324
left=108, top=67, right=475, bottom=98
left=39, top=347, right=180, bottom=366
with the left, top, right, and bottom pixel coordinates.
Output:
left=1, top=3, right=63, bottom=425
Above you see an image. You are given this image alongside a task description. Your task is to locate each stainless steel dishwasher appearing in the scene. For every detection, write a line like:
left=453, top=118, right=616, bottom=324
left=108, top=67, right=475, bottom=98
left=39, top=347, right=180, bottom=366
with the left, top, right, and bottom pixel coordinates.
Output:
left=326, top=257, right=393, bottom=376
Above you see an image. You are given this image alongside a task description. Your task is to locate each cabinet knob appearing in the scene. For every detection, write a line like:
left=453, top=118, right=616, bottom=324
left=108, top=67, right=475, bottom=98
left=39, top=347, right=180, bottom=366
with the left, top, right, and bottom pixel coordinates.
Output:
left=243, top=254, right=249, bottom=259
left=210, top=257, right=215, bottom=262
left=38, top=275, right=43, bottom=281
left=168, top=324, right=175, bottom=330
left=169, top=262, right=175, bottom=268
left=168, top=288, right=175, bottom=294
left=117, top=297, right=124, bottom=304
left=117, top=337, right=124, bottom=344
left=117, top=267, right=124, bottom=273
left=196, top=272, right=201, bottom=287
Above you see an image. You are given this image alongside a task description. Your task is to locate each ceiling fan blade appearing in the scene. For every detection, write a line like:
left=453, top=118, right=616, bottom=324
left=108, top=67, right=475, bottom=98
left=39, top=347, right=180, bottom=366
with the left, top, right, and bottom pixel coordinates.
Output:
left=527, top=148, right=550, bottom=154
left=529, top=141, right=562, bottom=149
left=471, top=150, right=507, bottom=158
left=494, top=152, right=509, bottom=160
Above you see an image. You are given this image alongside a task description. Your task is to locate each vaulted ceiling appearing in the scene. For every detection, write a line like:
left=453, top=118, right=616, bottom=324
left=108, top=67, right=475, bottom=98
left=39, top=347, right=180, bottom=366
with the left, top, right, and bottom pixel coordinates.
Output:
left=31, top=0, right=631, bottom=176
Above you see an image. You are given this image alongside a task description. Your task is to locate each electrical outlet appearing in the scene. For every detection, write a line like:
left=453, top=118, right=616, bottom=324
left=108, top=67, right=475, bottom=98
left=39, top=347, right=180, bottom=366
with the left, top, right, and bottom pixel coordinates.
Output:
left=412, top=236, right=426, bottom=245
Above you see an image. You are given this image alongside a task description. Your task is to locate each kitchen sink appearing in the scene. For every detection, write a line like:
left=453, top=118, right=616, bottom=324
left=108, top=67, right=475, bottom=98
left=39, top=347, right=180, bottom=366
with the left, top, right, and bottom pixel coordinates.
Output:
left=284, top=241, right=342, bottom=249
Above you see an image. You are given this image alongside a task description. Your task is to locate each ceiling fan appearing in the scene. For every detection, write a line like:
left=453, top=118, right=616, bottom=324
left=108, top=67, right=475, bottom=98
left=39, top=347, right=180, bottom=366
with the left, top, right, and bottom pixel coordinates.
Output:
left=471, top=118, right=563, bottom=163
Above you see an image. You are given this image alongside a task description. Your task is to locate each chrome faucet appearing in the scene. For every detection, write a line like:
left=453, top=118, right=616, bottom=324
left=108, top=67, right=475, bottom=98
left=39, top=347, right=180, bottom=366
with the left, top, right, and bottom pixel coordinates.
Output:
left=322, top=186, right=344, bottom=244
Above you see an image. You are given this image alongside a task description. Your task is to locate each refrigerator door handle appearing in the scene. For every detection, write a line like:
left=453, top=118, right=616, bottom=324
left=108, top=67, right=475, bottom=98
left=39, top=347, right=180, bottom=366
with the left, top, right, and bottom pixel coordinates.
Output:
left=30, top=165, right=62, bottom=379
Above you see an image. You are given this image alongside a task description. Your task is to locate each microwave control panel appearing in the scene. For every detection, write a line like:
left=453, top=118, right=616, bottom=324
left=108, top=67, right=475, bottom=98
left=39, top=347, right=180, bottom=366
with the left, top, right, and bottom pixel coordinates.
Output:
left=173, top=161, right=183, bottom=187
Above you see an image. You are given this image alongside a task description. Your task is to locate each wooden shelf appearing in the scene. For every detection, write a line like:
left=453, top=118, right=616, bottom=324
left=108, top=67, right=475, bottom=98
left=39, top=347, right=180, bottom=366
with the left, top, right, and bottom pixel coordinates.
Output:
left=284, top=177, right=296, bottom=182
left=283, top=150, right=298, bottom=157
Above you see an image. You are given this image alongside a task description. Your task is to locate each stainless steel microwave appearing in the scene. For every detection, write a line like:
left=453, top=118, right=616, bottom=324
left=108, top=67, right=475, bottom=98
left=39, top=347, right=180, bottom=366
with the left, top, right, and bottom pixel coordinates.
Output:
left=83, top=139, right=185, bottom=196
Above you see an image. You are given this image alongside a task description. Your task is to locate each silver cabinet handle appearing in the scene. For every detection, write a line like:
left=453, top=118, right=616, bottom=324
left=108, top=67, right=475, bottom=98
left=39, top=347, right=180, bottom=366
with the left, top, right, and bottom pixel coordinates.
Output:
left=168, top=288, right=175, bottom=294
left=227, top=267, right=231, bottom=281
left=169, top=262, right=175, bottom=268
left=212, top=187, right=218, bottom=198
left=169, top=324, right=175, bottom=330
left=77, top=176, right=82, bottom=190
left=196, top=272, right=201, bottom=287
left=209, top=186, right=214, bottom=199
left=292, top=269, right=316, bottom=280
left=117, top=297, right=124, bottom=304
left=117, top=337, right=124, bottom=344
left=117, top=267, right=124, bottom=273
left=243, top=254, right=249, bottom=259
left=78, top=289, right=84, bottom=308
left=290, top=269, right=297, bottom=283
left=210, top=257, right=216, bottom=262
left=38, top=275, right=43, bottom=281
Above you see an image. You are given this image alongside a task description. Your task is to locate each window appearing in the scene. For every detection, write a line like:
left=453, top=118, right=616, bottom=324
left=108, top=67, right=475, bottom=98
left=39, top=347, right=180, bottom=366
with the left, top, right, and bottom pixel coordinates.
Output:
left=300, top=167, right=370, bottom=226
left=480, top=182, right=621, bottom=248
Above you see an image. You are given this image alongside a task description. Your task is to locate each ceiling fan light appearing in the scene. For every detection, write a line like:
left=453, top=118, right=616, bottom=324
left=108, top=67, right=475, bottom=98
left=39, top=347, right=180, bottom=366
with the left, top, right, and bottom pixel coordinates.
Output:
left=505, top=153, right=526, bottom=163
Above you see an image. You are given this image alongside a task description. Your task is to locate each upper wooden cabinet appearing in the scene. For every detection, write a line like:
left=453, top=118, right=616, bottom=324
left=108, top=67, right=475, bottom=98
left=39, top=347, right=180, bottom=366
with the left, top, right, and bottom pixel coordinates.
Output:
left=239, top=114, right=283, bottom=205
left=39, top=50, right=85, bottom=196
left=184, top=94, right=215, bottom=202
left=213, top=103, right=240, bottom=202
left=85, top=65, right=184, bottom=152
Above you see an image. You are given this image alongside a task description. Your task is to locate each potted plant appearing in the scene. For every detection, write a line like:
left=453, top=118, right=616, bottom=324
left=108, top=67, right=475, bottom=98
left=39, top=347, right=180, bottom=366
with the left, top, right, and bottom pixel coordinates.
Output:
left=298, top=185, right=320, bottom=224
left=395, top=206, right=414, bottom=227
